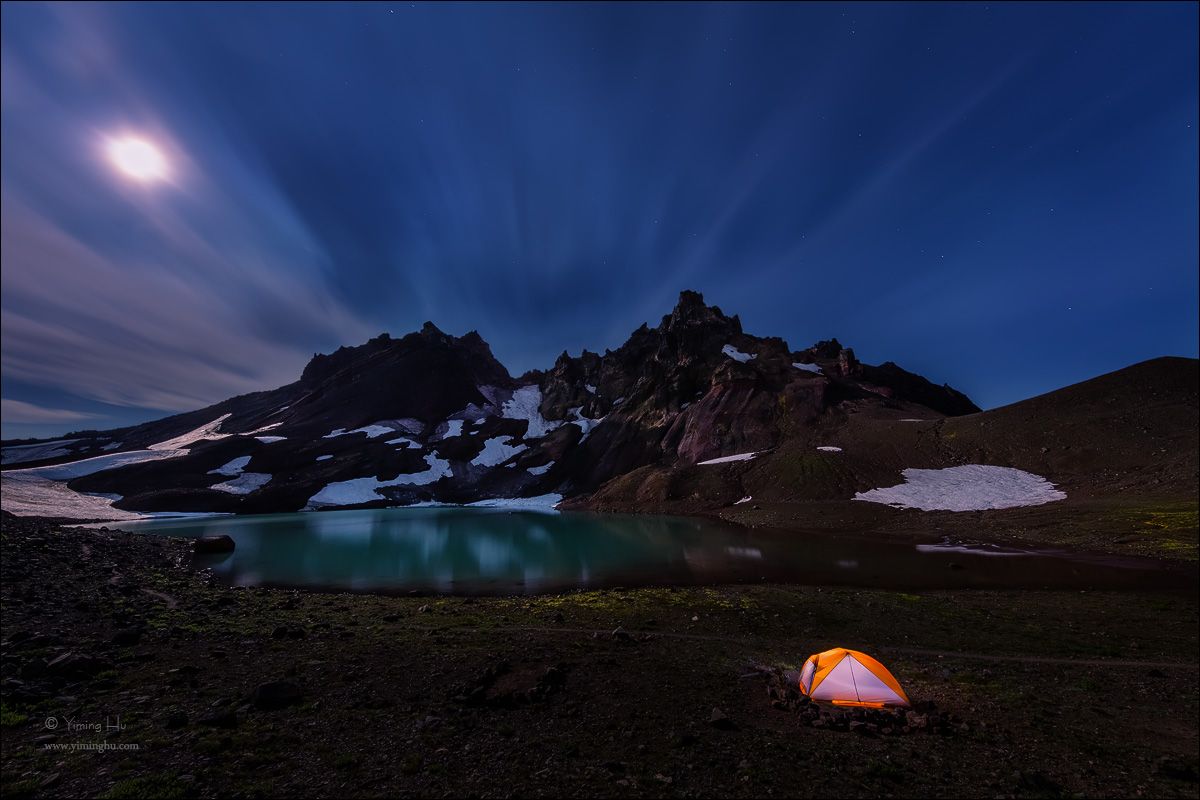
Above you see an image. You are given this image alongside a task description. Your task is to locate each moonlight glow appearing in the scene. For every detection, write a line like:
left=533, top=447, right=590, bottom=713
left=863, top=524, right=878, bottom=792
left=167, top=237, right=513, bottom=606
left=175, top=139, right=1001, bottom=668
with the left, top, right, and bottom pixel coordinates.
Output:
left=107, top=138, right=168, bottom=181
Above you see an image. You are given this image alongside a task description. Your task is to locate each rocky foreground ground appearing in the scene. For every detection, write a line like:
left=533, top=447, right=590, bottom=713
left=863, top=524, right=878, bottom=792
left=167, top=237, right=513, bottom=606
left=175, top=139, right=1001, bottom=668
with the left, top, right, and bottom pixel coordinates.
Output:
left=1, top=510, right=1198, bottom=799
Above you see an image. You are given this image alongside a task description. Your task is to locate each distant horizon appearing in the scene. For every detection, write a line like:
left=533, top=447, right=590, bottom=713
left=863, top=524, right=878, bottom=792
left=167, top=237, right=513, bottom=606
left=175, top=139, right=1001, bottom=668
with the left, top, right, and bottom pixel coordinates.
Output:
left=3, top=3, right=1196, bottom=441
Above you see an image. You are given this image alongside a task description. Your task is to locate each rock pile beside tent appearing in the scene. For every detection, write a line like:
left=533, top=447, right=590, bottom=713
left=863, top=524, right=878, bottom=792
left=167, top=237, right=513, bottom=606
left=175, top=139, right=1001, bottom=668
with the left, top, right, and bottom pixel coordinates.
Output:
left=765, top=670, right=969, bottom=735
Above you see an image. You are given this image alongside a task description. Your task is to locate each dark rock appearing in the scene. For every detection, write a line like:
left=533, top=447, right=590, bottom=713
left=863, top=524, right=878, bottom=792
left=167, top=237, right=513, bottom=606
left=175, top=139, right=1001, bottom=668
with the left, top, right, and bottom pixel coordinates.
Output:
left=210, top=649, right=226, bottom=659
left=39, top=774, right=62, bottom=790
left=670, top=730, right=700, bottom=747
left=166, top=711, right=189, bottom=730
left=251, top=680, right=303, bottom=710
left=1013, top=770, right=1060, bottom=793
left=194, top=535, right=236, bottom=554
left=19, top=658, right=48, bottom=679
left=197, top=710, right=238, bottom=728
left=611, top=626, right=630, bottom=640
left=286, top=627, right=306, bottom=640
left=46, top=652, right=104, bottom=677
left=34, top=734, right=58, bottom=745
left=708, top=708, right=738, bottom=731
left=111, top=628, right=141, bottom=646
left=1153, top=756, right=1198, bottom=782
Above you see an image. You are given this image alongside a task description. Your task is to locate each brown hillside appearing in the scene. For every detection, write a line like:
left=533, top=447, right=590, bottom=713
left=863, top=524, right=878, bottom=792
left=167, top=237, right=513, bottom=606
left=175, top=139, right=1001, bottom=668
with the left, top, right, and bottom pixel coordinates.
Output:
left=940, top=356, right=1199, bottom=501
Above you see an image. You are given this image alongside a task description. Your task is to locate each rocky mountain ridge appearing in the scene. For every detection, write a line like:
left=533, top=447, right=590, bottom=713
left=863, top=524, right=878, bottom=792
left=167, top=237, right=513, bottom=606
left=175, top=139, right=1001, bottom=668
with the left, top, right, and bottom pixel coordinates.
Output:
left=4, top=290, right=1096, bottom=518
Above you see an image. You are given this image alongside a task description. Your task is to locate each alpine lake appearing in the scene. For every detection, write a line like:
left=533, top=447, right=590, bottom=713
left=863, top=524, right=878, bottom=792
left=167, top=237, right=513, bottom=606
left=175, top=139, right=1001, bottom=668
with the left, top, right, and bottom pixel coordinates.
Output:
left=98, top=506, right=1194, bottom=596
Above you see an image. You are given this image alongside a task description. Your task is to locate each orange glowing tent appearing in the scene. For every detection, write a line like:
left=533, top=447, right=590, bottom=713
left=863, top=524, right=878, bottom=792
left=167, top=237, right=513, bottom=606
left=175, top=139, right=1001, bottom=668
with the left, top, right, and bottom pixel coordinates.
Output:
left=794, top=647, right=911, bottom=709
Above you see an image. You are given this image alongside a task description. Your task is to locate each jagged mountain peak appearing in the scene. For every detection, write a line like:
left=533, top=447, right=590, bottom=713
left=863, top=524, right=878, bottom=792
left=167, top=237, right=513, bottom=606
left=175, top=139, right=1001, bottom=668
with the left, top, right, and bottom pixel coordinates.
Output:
left=659, top=290, right=743, bottom=337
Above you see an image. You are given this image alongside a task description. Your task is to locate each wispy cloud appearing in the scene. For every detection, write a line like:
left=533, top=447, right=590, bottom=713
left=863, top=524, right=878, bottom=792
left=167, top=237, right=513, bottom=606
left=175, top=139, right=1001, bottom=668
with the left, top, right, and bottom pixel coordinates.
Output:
left=0, top=398, right=101, bottom=424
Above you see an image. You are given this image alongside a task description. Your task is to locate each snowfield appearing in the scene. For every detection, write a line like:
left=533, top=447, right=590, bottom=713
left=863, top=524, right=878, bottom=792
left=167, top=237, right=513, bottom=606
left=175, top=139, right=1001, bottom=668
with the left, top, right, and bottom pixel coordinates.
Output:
left=697, top=452, right=758, bottom=465
left=149, top=414, right=231, bottom=450
left=0, top=472, right=147, bottom=520
left=502, top=385, right=561, bottom=439
left=471, top=436, right=528, bottom=467
left=306, top=454, right=453, bottom=508
left=0, top=439, right=82, bottom=465
left=853, top=465, right=1067, bottom=511
left=10, top=449, right=182, bottom=480
left=324, top=424, right=395, bottom=439
left=206, top=456, right=272, bottom=495
left=0, top=415, right=243, bottom=519
left=208, top=457, right=252, bottom=477
left=466, top=494, right=562, bottom=510
left=722, top=344, right=756, bottom=363
left=212, top=473, right=272, bottom=495
left=817, top=446, right=842, bottom=452
left=792, top=362, right=822, bottom=374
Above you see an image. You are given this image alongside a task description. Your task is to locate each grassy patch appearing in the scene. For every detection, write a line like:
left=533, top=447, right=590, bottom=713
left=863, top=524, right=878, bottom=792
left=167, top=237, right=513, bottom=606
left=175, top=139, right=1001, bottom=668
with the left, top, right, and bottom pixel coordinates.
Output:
left=0, top=702, right=29, bottom=727
left=100, top=771, right=185, bottom=799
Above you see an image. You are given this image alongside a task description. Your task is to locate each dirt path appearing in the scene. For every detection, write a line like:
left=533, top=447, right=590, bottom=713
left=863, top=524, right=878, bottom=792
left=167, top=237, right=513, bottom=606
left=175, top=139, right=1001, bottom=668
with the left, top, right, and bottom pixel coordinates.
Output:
left=416, top=624, right=1200, bottom=670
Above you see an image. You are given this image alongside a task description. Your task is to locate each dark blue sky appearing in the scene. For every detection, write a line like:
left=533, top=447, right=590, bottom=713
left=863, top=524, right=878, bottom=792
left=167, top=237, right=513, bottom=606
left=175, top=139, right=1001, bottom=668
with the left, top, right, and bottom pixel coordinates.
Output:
left=2, top=1, right=1197, bottom=439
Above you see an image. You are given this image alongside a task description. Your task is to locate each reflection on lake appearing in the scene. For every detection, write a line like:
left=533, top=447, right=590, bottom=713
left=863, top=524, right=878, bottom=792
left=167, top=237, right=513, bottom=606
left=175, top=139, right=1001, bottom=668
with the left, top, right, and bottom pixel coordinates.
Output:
left=105, top=507, right=1197, bottom=595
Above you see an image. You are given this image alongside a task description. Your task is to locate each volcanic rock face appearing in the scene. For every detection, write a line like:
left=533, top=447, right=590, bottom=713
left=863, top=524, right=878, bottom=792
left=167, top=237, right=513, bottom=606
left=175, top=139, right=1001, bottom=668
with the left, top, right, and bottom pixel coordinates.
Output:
left=2, top=291, right=985, bottom=515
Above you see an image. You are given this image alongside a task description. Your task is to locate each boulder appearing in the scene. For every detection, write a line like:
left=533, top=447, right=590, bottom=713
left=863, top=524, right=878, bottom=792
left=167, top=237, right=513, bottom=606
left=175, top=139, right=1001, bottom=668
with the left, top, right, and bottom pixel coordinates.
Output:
left=194, top=535, right=236, bottom=554
left=251, top=680, right=303, bottom=710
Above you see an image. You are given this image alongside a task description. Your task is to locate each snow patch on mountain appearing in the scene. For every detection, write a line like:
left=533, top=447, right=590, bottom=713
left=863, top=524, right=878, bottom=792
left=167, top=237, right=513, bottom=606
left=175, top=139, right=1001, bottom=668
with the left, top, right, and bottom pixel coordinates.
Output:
left=501, top=385, right=561, bottom=439
left=792, top=362, right=822, bottom=374
left=212, top=472, right=272, bottom=495
left=10, top=449, right=182, bottom=480
left=528, top=462, right=554, bottom=476
left=1, top=439, right=82, bottom=465
left=565, top=406, right=603, bottom=441
left=471, top=436, right=528, bottom=467
left=208, top=456, right=252, bottom=477
left=722, top=344, right=756, bottom=363
left=306, top=453, right=453, bottom=508
left=467, top=494, right=562, bottom=510
left=854, top=465, right=1067, bottom=511
left=149, top=414, right=231, bottom=451
left=697, top=452, right=758, bottom=465
left=256, top=436, right=287, bottom=443
left=324, top=425, right=394, bottom=439
left=817, top=446, right=842, bottom=452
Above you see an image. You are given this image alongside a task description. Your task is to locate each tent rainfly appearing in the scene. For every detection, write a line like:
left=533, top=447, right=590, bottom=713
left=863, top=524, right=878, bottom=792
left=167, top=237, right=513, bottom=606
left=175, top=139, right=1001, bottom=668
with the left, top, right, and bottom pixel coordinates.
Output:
left=794, top=647, right=911, bottom=709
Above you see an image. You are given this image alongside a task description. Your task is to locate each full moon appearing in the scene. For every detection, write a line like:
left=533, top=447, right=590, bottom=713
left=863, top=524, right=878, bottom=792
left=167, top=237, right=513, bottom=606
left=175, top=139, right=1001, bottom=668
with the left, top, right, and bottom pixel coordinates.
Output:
left=107, top=138, right=168, bottom=181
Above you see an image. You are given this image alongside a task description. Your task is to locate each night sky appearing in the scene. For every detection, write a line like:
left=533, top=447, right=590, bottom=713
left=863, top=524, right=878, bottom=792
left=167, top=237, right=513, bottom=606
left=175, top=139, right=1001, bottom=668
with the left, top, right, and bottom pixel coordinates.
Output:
left=2, top=2, right=1197, bottom=440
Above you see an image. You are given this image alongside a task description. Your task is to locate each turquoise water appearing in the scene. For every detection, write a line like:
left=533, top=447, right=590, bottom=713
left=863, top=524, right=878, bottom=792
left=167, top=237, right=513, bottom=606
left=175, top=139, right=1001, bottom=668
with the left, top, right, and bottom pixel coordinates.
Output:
left=105, top=507, right=1197, bottom=595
